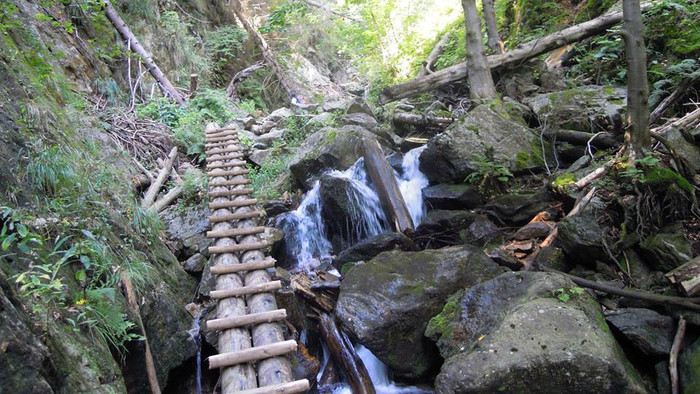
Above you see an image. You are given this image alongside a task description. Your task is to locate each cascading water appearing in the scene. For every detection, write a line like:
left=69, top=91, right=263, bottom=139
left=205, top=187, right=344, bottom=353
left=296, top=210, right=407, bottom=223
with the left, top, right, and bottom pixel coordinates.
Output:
left=188, top=310, right=203, bottom=394
left=277, top=159, right=388, bottom=270
left=395, top=146, right=430, bottom=227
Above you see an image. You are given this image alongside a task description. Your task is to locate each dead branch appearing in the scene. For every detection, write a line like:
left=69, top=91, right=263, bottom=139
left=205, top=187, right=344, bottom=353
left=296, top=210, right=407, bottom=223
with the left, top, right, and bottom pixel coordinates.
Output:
left=418, top=30, right=452, bottom=77
left=226, top=61, right=268, bottom=101
left=650, top=74, right=700, bottom=124
left=669, top=316, right=687, bottom=394
left=319, top=314, right=375, bottom=394
left=141, top=147, right=178, bottom=209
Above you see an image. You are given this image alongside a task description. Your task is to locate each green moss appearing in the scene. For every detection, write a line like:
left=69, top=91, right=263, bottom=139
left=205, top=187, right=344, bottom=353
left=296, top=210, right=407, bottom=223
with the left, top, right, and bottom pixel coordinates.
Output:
left=644, top=166, right=694, bottom=194
left=340, top=262, right=358, bottom=276
left=425, top=290, right=464, bottom=340
left=325, top=130, right=337, bottom=143
left=603, top=86, right=616, bottom=95
left=553, top=173, right=576, bottom=187
left=515, top=152, right=531, bottom=170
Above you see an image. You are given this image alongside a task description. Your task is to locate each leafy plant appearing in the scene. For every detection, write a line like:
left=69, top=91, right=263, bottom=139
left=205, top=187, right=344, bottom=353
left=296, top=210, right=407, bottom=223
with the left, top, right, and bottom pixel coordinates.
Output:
left=181, top=168, right=208, bottom=206
left=259, top=0, right=308, bottom=33
left=207, top=25, right=247, bottom=79
left=554, top=286, right=585, bottom=303
left=465, top=153, right=514, bottom=196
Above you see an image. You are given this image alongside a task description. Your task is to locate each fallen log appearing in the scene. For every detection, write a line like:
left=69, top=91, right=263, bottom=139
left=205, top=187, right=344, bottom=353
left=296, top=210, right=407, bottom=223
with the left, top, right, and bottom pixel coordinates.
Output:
left=149, top=185, right=183, bottom=212
left=362, top=139, right=414, bottom=232
left=666, top=257, right=700, bottom=297
left=380, top=3, right=654, bottom=103
left=227, top=61, right=267, bottom=101
left=542, top=130, right=619, bottom=148
left=392, top=112, right=454, bottom=136
left=102, top=1, right=184, bottom=104
left=650, top=74, right=699, bottom=125
left=417, top=30, right=452, bottom=77
left=291, top=272, right=338, bottom=313
left=652, top=107, right=700, bottom=135
left=319, top=314, right=375, bottom=394
left=141, top=147, right=178, bottom=209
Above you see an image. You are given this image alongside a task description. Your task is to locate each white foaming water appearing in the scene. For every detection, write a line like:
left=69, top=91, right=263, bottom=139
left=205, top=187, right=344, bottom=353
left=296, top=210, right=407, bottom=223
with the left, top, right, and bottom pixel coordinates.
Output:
left=329, top=346, right=431, bottom=394
left=396, top=146, right=430, bottom=227
left=278, top=159, right=388, bottom=270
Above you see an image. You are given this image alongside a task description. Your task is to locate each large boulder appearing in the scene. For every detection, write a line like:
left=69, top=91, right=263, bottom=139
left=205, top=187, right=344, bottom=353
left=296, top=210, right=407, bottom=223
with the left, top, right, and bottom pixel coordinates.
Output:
left=557, top=212, right=606, bottom=266
left=482, top=191, right=556, bottom=226
left=604, top=308, right=675, bottom=356
left=161, top=205, right=211, bottom=259
left=336, top=245, right=505, bottom=378
left=416, top=210, right=499, bottom=248
left=639, top=227, right=693, bottom=272
left=524, top=85, right=627, bottom=133
left=419, top=105, right=539, bottom=183
left=289, top=127, right=374, bottom=189
left=428, top=271, right=646, bottom=394
left=334, top=232, right=418, bottom=266
left=422, top=184, right=483, bottom=210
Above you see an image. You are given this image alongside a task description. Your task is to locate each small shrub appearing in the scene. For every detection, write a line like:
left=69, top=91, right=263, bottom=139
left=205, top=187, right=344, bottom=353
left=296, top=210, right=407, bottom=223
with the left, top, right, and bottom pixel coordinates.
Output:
left=465, top=153, right=514, bottom=196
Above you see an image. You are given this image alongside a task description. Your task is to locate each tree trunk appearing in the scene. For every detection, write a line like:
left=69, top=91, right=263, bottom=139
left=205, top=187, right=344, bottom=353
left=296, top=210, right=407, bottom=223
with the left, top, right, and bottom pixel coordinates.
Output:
left=482, top=0, right=503, bottom=54
left=319, top=314, right=376, bottom=394
left=418, top=30, right=452, bottom=77
left=622, top=0, right=650, bottom=161
left=380, top=5, right=653, bottom=103
left=362, top=139, right=414, bottom=233
left=102, top=1, right=184, bottom=105
left=461, top=0, right=498, bottom=99
left=229, top=0, right=296, bottom=100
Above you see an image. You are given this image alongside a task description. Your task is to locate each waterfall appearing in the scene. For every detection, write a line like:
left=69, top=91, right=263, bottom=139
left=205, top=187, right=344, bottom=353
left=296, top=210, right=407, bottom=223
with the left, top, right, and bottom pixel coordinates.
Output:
left=396, top=146, right=429, bottom=227
left=188, top=310, right=202, bottom=394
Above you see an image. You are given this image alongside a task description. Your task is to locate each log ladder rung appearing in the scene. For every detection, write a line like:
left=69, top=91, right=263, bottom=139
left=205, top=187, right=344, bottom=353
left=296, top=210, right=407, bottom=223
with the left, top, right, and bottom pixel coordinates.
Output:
left=208, top=241, right=270, bottom=255
left=208, top=339, right=297, bottom=369
left=209, top=199, right=258, bottom=210
left=210, top=257, right=276, bottom=275
left=207, top=226, right=265, bottom=238
left=209, top=211, right=263, bottom=223
left=206, top=153, right=245, bottom=162
left=206, top=140, right=240, bottom=149
left=207, top=161, right=247, bottom=169
left=235, top=380, right=310, bottom=394
left=208, top=169, right=250, bottom=178
left=209, top=188, right=254, bottom=198
left=206, top=126, right=238, bottom=135
left=206, top=131, right=239, bottom=140
left=209, top=179, right=252, bottom=187
left=207, top=146, right=242, bottom=155
left=206, top=309, right=287, bottom=331
left=209, top=280, right=282, bottom=300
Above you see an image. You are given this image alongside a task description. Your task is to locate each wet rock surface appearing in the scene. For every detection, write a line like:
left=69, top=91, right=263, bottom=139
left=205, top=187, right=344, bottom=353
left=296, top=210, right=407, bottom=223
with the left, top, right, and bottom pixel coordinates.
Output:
left=604, top=308, right=675, bottom=356
left=422, top=184, right=483, bottom=210
left=334, top=231, right=418, bottom=265
left=416, top=210, right=499, bottom=248
left=336, top=245, right=505, bottom=378
left=162, top=205, right=212, bottom=259
left=428, top=271, right=646, bottom=394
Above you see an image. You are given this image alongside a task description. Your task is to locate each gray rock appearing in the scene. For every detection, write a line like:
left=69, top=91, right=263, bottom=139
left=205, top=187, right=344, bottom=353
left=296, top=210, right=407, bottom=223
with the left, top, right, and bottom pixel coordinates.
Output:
left=183, top=253, right=206, bottom=273
left=604, top=308, right=675, bottom=356
left=428, top=271, right=647, bottom=394
left=307, top=112, right=336, bottom=128
left=666, top=128, right=700, bottom=174
left=524, top=85, right=627, bottom=133
left=679, top=336, right=700, bottom=393
left=416, top=210, right=499, bottom=248
left=483, top=191, right=556, bottom=226
left=323, top=99, right=352, bottom=112
left=422, top=184, right=483, bottom=210
left=514, top=221, right=553, bottom=240
left=263, top=199, right=292, bottom=217
left=289, top=127, right=374, bottom=189
left=256, top=128, right=286, bottom=146
left=266, top=107, right=295, bottom=122
left=557, top=213, right=606, bottom=266
left=249, top=148, right=271, bottom=166
left=336, top=245, right=504, bottom=378
left=640, top=227, right=692, bottom=272
left=335, top=232, right=419, bottom=265
left=346, top=97, right=374, bottom=116
left=419, top=105, right=539, bottom=183
left=339, top=112, right=378, bottom=131
left=162, top=205, right=212, bottom=258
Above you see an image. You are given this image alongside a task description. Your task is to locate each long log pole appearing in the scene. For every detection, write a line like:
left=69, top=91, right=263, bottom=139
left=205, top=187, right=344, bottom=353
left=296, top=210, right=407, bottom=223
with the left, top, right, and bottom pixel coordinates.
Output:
left=102, top=1, right=184, bottom=105
left=229, top=0, right=296, bottom=99
left=319, top=314, right=376, bottom=394
left=380, top=3, right=655, bottom=103
left=417, top=30, right=452, bottom=77
left=362, top=139, right=414, bottom=232
left=141, top=147, right=178, bottom=209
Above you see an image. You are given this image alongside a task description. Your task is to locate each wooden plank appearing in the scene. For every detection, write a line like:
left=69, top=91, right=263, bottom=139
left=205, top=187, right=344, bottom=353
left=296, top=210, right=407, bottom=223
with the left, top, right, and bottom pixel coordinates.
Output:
left=207, top=169, right=250, bottom=178
left=209, top=188, right=255, bottom=198
left=206, top=153, right=245, bottom=162
left=206, top=131, right=239, bottom=141
left=209, top=199, right=258, bottom=210
left=209, top=211, right=262, bottom=223
left=208, top=340, right=297, bottom=369
left=211, top=258, right=276, bottom=275
left=206, top=126, right=239, bottom=135
left=206, top=140, right=240, bottom=149
left=207, top=146, right=242, bottom=155
left=207, top=226, right=265, bottom=238
left=236, top=380, right=310, bottom=394
left=208, top=241, right=270, bottom=255
left=210, top=280, right=282, bottom=300
left=207, top=161, right=248, bottom=170
left=206, top=309, right=287, bottom=331
left=209, top=179, right=252, bottom=187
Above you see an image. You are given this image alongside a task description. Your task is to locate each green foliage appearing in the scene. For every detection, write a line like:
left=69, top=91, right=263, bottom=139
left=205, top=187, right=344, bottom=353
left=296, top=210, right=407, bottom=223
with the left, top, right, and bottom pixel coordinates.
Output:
left=649, top=59, right=700, bottom=107
left=181, top=168, right=207, bottom=206
left=159, top=10, right=209, bottom=81
left=206, top=25, right=247, bottom=80
left=24, top=145, right=79, bottom=196
left=248, top=154, right=289, bottom=200
left=465, top=153, right=513, bottom=196
left=432, top=19, right=466, bottom=72
left=553, top=286, right=585, bottom=303
left=259, top=0, right=308, bottom=33
left=236, top=68, right=273, bottom=112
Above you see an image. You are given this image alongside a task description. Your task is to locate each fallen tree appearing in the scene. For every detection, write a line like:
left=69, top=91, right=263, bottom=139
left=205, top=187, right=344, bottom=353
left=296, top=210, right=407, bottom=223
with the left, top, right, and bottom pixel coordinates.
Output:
left=417, top=30, right=452, bottom=77
left=380, top=3, right=654, bottom=103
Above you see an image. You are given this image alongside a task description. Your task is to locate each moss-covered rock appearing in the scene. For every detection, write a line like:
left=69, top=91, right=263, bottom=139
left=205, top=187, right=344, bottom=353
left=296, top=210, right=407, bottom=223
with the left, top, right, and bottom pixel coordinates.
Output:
left=640, top=227, right=692, bottom=272
left=679, top=336, right=700, bottom=394
left=335, top=245, right=505, bottom=378
left=433, top=271, right=647, bottom=393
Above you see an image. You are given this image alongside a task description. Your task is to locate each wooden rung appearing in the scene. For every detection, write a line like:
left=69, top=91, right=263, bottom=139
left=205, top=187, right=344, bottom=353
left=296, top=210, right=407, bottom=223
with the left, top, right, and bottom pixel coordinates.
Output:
left=206, top=153, right=245, bottom=162
left=207, top=161, right=248, bottom=169
left=208, top=169, right=250, bottom=178
left=207, top=226, right=265, bottom=238
left=209, top=211, right=262, bottom=223
left=236, top=380, right=311, bottom=394
left=209, top=280, right=281, bottom=299
left=206, top=309, right=287, bottom=331
left=206, top=126, right=238, bottom=135
left=209, top=188, right=254, bottom=198
left=206, top=131, right=239, bottom=140
left=210, top=258, right=276, bottom=274
left=207, top=146, right=242, bottom=155
left=209, top=199, right=258, bottom=210
left=206, top=141, right=239, bottom=149
left=208, top=241, right=269, bottom=255
left=209, top=179, right=252, bottom=187
left=208, top=340, right=297, bottom=369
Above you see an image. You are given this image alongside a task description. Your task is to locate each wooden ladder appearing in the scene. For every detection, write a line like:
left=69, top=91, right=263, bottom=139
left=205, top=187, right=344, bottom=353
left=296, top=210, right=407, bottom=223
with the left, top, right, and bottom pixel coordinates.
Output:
left=205, top=124, right=310, bottom=394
